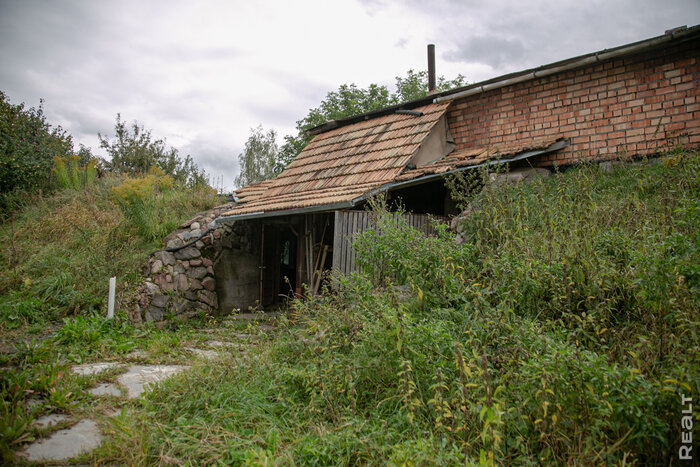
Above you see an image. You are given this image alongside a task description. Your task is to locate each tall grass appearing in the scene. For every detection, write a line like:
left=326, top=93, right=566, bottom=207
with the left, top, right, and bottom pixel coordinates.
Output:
left=0, top=173, right=220, bottom=333
left=52, top=155, right=98, bottom=189
left=94, top=151, right=698, bottom=464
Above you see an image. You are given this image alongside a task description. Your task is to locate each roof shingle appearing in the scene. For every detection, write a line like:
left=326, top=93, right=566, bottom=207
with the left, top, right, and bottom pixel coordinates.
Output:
left=223, top=102, right=450, bottom=216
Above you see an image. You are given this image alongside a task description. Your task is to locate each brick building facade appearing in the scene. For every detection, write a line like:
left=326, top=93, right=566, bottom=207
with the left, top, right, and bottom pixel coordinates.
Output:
left=444, top=31, right=699, bottom=166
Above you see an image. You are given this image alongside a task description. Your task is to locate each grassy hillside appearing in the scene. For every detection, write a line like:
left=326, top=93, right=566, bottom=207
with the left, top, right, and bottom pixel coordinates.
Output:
left=1, top=150, right=698, bottom=464
left=0, top=174, right=219, bottom=339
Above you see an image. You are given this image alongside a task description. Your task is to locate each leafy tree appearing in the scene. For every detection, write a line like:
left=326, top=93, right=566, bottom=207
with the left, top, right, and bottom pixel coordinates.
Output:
left=0, top=91, right=73, bottom=195
left=234, top=125, right=279, bottom=188
left=277, top=70, right=466, bottom=168
left=99, top=114, right=207, bottom=187
left=393, top=69, right=466, bottom=104
left=76, top=143, right=95, bottom=166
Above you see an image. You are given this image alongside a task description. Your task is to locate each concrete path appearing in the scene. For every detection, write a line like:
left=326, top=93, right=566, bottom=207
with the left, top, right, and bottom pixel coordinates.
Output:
left=19, top=363, right=188, bottom=462
left=16, top=321, right=274, bottom=464
left=32, top=413, right=69, bottom=429
left=72, top=361, right=121, bottom=375
left=22, top=419, right=103, bottom=462
left=117, top=364, right=187, bottom=399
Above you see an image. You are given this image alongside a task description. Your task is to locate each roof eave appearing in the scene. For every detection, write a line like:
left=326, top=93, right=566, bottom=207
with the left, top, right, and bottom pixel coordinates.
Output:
left=356, top=138, right=570, bottom=200
left=214, top=200, right=358, bottom=224
left=216, top=138, right=569, bottom=224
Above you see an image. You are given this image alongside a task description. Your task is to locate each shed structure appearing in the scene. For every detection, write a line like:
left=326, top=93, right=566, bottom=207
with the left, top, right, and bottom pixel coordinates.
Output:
left=139, top=25, right=699, bottom=318
left=215, top=102, right=568, bottom=311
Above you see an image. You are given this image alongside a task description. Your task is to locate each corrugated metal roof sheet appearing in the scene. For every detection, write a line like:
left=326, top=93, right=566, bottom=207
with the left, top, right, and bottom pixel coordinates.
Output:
left=395, top=136, right=565, bottom=182
left=223, top=102, right=450, bottom=216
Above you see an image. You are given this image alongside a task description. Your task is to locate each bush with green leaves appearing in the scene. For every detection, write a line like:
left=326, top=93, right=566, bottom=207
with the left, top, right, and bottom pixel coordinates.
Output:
left=0, top=91, right=73, bottom=213
left=99, top=114, right=208, bottom=187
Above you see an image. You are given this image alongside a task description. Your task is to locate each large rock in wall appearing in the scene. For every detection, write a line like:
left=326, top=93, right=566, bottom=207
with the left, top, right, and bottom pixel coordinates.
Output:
left=130, top=204, right=258, bottom=323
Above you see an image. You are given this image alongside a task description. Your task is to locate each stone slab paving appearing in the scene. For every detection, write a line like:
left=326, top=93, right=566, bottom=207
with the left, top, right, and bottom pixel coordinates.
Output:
left=32, top=413, right=69, bottom=429
left=184, top=347, right=219, bottom=360
left=71, top=362, right=121, bottom=376
left=88, top=383, right=122, bottom=397
left=208, top=339, right=236, bottom=346
left=21, top=419, right=103, bottom=462
left=117, top=364, right=188, bottom=399
left=228, top=333, right=259, bottom=340
left=16, top=336, right=253, bottom=463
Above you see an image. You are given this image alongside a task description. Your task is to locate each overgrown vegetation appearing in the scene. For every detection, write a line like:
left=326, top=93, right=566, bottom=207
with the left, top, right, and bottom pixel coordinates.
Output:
left=1, top=91, right=211, bottom=223
left=25, top=150, right=689, bottom=465
left=0, top=91, right=73, bottom=214
left=53, top=154, right=98, bottom=190
left=0, top=174, right=219, bottom=336
left=1, top=142, right=697, bottom=464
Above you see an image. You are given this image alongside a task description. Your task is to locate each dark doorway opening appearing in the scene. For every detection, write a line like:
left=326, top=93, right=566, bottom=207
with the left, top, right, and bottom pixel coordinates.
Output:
left=278, top=227, right=297, bottom=300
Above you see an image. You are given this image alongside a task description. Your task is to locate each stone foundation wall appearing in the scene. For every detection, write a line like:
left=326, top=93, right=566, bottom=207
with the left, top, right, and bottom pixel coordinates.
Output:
left=131, top=204, right=258, bottom=322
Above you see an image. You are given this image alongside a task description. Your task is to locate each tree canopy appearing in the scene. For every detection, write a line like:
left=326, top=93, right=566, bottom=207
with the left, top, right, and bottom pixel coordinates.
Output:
left=0, top=91, right=73, bottom=196
left=234, top=125, right=279, bottom=188
left=99, top=114, right=208, bottom=187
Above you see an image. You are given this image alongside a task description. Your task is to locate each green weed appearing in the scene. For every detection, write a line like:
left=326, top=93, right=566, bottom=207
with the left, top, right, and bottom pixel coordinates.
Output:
left=96, top=151, right=697, bottom=464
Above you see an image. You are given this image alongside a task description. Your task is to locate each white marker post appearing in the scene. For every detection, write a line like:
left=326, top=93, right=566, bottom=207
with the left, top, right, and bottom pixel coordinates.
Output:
left=107, top=277, right=116, bottom=319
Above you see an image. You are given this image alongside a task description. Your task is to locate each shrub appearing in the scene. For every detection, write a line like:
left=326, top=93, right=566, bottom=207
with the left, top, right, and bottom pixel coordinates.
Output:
left=52, top=155, right=98, bottom=189
left=0, top=91, right=73, bottom=216
left=99, top=114, right=208, bottom=186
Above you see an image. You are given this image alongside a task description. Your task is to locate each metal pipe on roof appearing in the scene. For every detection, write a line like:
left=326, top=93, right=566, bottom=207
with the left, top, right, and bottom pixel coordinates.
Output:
left=395, top=109, right=424, bottom=116
left=428, top=44, right=436, bottom=93
left=434, top=26, right=692, bottom=104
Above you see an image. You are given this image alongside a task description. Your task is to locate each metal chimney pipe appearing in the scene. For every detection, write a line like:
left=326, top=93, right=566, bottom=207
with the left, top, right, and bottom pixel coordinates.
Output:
left=427, top=44, right=436, bottom=93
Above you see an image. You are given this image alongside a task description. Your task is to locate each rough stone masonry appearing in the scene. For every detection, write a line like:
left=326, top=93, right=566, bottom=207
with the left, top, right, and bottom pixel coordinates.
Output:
left=131, top=202, right=256, bottom=322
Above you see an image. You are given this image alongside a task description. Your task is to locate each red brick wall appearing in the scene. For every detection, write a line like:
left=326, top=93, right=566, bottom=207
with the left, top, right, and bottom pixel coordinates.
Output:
left=446, top=39, right=700, bottom=166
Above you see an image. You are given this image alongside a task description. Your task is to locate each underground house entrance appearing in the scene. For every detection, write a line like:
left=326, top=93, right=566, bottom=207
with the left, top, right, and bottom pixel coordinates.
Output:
left=213, top=214, right=333, bottom=314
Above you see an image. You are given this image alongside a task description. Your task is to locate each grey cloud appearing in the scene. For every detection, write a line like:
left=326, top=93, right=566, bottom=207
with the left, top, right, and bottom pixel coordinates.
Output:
left=180, top=138, right=240, bottom=190
left=357, top=0, right=388, bottom=16
left=134, top=43, right=240, bottom=64
left=243, top=100, right=307, bottom=130
left=242, top=67, right=338, bottom=126
left=401, top=0, right=700, bottom=73
left=444, top=35, right=526, bottom=68
left=53, top=107, right=114, bottom=140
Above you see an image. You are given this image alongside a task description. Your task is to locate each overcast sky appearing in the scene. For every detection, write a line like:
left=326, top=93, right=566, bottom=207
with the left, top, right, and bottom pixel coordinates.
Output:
left=1, top=0, right=698, bottom=190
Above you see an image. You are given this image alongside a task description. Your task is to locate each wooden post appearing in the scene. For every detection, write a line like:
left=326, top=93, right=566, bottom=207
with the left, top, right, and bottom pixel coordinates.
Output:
left=313, top=245, right=328, bottom=295
left=259, top=224, right=265, bottom=305
left=333, top=211, right=341, bottom=272
left=296, top=218, right=304, bottom=296
left=107, top=277, right=116, bottom=319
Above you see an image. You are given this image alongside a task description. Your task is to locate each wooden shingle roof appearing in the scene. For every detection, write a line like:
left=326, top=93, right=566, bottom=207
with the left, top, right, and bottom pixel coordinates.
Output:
left=223, top=102, right=450, bottom=216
